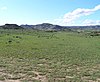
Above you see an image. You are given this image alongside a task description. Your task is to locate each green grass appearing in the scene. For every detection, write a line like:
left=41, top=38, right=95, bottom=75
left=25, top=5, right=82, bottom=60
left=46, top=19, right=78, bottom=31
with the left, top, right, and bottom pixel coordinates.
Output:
left=0, top=29, right=100, bottom=82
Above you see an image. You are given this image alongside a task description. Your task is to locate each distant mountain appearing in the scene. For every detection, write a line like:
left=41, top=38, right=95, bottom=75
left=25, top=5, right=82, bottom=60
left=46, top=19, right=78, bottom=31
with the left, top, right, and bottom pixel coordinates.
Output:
left=20, top=23, right=100, bottom=31
left=64, top=25, right=100, bottom=31
left=20, top=24, right=33, bottom=29
left=0, top=23, right=100, bottom=31
left=0, top=24, right=23, bottom=29
left=20, top=23, right=71, bottom=31
left=33, top=23, right=64, bottom=30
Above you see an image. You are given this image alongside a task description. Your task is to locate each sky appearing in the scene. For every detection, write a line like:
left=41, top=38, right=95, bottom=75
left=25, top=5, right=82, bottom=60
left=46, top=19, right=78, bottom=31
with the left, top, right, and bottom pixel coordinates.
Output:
left=0, top=0, right=100, bottom=26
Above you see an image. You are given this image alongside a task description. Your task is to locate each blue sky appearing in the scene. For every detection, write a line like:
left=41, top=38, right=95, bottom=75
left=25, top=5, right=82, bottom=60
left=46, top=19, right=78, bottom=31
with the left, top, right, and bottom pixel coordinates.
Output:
left=0, top=0, right=100, bottom=26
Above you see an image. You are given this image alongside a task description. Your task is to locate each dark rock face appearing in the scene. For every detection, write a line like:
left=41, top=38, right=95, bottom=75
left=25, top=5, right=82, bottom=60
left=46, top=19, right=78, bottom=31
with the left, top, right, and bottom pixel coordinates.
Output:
left=1, top=24, right=23, bottom=29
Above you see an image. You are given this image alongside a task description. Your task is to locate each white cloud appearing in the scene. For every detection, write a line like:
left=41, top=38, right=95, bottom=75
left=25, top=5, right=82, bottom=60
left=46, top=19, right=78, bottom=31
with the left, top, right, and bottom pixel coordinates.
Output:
left=1, top=6, right=7, bottom=10
left=83, top=19, right=100, bottom=25
left=57, top=4, right=100, bottom=25
left=94, top=5, right=100, bottom=11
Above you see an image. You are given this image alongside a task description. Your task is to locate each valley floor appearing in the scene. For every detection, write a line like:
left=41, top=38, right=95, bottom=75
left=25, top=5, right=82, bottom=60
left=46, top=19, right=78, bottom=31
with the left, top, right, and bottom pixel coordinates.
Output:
left=0, top=29, right=100, bottom=82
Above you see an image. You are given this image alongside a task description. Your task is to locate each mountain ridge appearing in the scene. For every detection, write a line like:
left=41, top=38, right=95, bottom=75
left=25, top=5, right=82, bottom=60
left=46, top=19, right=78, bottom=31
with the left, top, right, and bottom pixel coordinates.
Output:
left=20, top=23, right=100, bottom=31
left=0, top=23, right=100, bottom=31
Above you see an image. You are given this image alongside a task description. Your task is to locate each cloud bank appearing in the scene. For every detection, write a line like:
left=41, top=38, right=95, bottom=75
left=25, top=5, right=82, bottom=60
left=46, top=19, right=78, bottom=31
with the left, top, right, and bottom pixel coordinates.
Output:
left=83, top=19, right=100, bottom=25
left=57, top=5, right=100, bottom=25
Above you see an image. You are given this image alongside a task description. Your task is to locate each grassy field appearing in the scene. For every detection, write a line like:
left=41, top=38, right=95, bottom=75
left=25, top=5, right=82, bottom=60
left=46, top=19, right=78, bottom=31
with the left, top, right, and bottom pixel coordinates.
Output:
left=0, top=29, right=100, bottom=82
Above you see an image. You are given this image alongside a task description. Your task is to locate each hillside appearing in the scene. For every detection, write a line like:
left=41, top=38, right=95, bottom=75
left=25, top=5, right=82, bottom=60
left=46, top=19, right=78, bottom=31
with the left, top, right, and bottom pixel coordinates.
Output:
left=0, top=24, right=23, bottom=29
left=0, top=23, right=100, bottom=31
left=20, top=23, right=67, bottom=31
left=21, top=23, right=100, bottom=31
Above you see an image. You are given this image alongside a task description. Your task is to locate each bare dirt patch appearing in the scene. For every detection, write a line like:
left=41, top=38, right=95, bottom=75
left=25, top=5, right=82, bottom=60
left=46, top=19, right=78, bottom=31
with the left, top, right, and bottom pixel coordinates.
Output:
left=32, top=71, right=48, bottom=82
